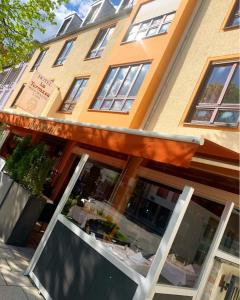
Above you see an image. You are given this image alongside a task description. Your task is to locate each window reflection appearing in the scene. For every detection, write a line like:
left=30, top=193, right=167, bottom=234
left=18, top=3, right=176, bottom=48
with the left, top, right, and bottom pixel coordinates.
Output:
left=62, top=169, right=179, bottom=277
left=158, top=198, right=223, bottom=287
left=219, top=210, right=239, bottom=257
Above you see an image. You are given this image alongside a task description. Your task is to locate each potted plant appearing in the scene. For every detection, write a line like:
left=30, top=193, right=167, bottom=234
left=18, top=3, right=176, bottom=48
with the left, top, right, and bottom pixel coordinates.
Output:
left=0, top=135, right=54, bottom=246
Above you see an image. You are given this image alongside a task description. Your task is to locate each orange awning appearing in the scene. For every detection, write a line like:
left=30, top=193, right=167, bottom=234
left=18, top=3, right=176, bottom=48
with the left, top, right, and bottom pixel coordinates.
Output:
left=0, top=111, right=238, bottom=168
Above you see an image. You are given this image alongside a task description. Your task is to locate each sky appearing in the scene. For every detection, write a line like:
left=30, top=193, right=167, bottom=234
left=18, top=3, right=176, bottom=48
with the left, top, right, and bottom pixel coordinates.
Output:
left=34, top=0, right=121, bottom=41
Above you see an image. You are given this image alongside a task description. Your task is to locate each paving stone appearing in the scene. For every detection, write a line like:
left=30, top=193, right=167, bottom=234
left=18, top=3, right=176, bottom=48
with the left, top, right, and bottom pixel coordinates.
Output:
left=0, top=259, right=11, bottom=272
left=0, top=273, right=6, bottom=285
left=0, top=286, right=28, bottom=300
left=22, top=287, right=44, bottom=300
left=11, top=248, right=35, bottom=262
left=1, top=269, right=33, bottom=287
left=7, top=259, right=29, bottom=274
left=0, top=249, right=15, bottom=260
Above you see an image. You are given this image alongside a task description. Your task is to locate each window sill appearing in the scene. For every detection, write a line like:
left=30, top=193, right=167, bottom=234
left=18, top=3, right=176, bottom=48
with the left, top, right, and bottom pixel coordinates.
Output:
left=52, top=63, right=64, bottom=68
left=88, top=108, right=129, bottom=114
left=84, top=56, right=102, bottom=61
left=120, top=31, right=167, bottom=45
left=223, top=24, right=240, bottom=31
left=56, top=111, right=73, bottom=114
left=183, top=122, right=239, bottom=130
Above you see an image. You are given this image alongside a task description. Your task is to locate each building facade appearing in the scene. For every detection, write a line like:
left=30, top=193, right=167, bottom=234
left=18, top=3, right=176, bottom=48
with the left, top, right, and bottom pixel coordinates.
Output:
left=0, top=62, right=28, bottom=109
left=0, top=0, right=239, bottom=299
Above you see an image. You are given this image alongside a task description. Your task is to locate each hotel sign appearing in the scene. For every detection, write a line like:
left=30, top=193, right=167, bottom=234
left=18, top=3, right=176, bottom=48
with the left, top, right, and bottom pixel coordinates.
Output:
left=16, top=71, right=56, bottom=116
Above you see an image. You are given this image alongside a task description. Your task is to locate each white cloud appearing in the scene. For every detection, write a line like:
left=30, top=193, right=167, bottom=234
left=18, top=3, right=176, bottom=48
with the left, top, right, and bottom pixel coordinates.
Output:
left=34, top=0, right=93, bottom=42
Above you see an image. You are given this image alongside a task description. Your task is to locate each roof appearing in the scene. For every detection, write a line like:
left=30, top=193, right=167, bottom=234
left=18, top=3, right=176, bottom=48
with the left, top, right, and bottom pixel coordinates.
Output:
left=0, top=111, right=238, bottom=168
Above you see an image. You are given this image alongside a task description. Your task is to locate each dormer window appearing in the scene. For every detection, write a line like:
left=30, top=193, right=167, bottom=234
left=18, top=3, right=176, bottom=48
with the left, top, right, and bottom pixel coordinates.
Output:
left=123, top=0, right=180, bottom=42
left=57, top=17, right=72, bottom=36
left=84, top=4, right=101, bottom=25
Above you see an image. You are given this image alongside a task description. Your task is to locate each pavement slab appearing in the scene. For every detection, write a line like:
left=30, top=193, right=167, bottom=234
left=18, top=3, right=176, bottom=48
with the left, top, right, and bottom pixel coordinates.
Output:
left=0, top=286, right=28, bottom=300
left=22, top=287, right=44, bottom=300
left=1, top=269, right=33, bottom=287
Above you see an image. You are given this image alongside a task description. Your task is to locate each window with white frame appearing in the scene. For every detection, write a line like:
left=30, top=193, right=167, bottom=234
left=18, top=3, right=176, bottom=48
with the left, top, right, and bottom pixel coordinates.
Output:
left=124, top=12, right=175, bottom=42
left=186, top=61, right=240, bottom=127
left=30, top=49, right=48, bottom=71
left=225, top=0, right=240, bottom=28
left=90, top=62, right=150, bottom=112
left=87, top=26, right=115, bottom=59
left=57, top=17, right=72, bottom=36
left=84, top=4, right=101, bottom=25
left=54, top=39, right=75, bottom=66
left=59, top=78, right=88, bottom=112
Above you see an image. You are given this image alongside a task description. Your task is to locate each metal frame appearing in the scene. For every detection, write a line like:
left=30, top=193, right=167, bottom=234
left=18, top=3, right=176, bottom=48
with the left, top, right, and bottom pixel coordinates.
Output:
left=24, top=151, right=237, bottom=300
left=26, top=153, right=89, bottom=280
left=194, top=201, right=234, bottom=300
left=152, top=201, right=235, bottom=300
left=133, top=186, right=194, bottom=300
left=25, top=155, right=196, bottom=300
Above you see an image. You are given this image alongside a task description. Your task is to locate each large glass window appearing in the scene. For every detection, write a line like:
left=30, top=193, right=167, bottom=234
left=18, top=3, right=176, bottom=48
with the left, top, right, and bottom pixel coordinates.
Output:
left=158, top=198, right=224, bottom=287
left=59, top=78, right=88, bottom=113
left=219, top=210, right=239, bottom=257
left=30, top=49, right=48, bottom=71
left=87, top=26, right=115, bottom=59
left=62, top=174, right=180, bottom=277
left=225, top=0, right=240, bottom=28
left=90, top=63, right=150, bottom=112
left=54, top=40, right=74, bottom=66
left=124, top=12, right=175, bottom=42
left=186, top=61, right=240, bottom=127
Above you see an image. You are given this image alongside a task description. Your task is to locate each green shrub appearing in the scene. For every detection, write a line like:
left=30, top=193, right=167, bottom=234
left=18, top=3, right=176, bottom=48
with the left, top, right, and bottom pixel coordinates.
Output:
left=5, top=135, right=54, bottom=196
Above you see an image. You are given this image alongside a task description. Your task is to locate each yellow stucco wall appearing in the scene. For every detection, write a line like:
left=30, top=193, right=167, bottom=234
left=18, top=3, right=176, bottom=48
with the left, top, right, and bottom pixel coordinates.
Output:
left=4, top=0, right=198, bottom=129
left=4, top=15, right=129, bottom=120
left=145, top=0, right=240, bottom=152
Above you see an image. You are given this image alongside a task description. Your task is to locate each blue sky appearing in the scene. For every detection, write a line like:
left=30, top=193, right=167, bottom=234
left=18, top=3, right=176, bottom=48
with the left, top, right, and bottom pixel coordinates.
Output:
left=34, top=0, right=121, bottom=41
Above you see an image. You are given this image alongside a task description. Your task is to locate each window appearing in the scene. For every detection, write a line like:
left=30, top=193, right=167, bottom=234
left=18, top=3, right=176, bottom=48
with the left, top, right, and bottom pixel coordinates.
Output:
left=124, top=12, right=175, bottom=42
left=30, top=49, right=48, bottom=71
left=158, top=197, right=224, bottom=287
left=57, top=18, right=72, bottom=36
left=87, top=26, right=115, bottom=59
left=54, top=40, right=74, bottom=66
left=225, top=0, right=240, bottom=29
left=84, top=4, right=101, bottom=25
left=219, top=210, right=239, bottom=257
left=186, top=61, right=240, bottom=127
left=11, top=84, right=26, bottom=107
left=59, top=78, right=88, bottom=112
left=90, top=63, right=150, bottom=112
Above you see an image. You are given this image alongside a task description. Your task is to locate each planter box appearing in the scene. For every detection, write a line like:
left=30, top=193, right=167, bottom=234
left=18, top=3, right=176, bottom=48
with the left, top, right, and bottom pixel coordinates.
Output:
left=0, top=172, right=13, bottom=207
left=0, top=181, right=45, bottom=246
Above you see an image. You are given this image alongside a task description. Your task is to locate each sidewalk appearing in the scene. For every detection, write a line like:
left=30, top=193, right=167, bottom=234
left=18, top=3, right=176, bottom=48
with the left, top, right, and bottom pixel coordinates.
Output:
left=0, top=238, right=44, bottom=300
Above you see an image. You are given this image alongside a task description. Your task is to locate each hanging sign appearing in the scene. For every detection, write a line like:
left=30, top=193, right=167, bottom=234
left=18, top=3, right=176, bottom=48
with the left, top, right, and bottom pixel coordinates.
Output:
left=16, top=71, right=56, bottom=116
